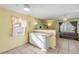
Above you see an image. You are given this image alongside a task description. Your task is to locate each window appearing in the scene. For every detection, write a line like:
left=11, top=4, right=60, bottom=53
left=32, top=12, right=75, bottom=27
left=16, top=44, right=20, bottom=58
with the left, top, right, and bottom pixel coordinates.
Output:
left=60, top=22, right=75, bottom=33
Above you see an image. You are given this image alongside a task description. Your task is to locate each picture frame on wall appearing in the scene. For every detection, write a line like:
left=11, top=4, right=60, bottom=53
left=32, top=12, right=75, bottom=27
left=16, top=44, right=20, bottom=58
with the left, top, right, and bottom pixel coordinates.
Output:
left=12, top=16, right=27, bottom=37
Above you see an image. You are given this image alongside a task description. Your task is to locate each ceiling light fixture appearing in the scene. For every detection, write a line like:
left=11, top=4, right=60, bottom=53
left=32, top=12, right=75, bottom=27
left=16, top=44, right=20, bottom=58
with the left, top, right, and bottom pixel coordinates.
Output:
left=62, top=14, right=68, bottom=21
left=24, top=4, right=30, bottom=11
left=63, top=17, right=68, bottom=21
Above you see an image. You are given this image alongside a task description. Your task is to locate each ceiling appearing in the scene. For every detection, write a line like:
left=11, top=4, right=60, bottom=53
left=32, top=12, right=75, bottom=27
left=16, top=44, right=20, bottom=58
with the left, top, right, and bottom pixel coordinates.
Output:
left=0, top=4, right=79, bottom=20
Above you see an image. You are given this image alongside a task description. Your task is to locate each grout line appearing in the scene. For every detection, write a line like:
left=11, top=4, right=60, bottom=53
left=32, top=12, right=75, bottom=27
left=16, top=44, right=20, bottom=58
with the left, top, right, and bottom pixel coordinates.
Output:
left=68, top=39, right=69, bottom=54
left=57, top=38, right=61, bottom=54
left=74, top=40, right=79, bottom=53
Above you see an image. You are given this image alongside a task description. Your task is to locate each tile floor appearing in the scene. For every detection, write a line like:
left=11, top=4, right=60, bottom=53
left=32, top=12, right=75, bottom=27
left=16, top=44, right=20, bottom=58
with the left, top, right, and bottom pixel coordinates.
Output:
left=2, top=38, right=79, bottom=54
